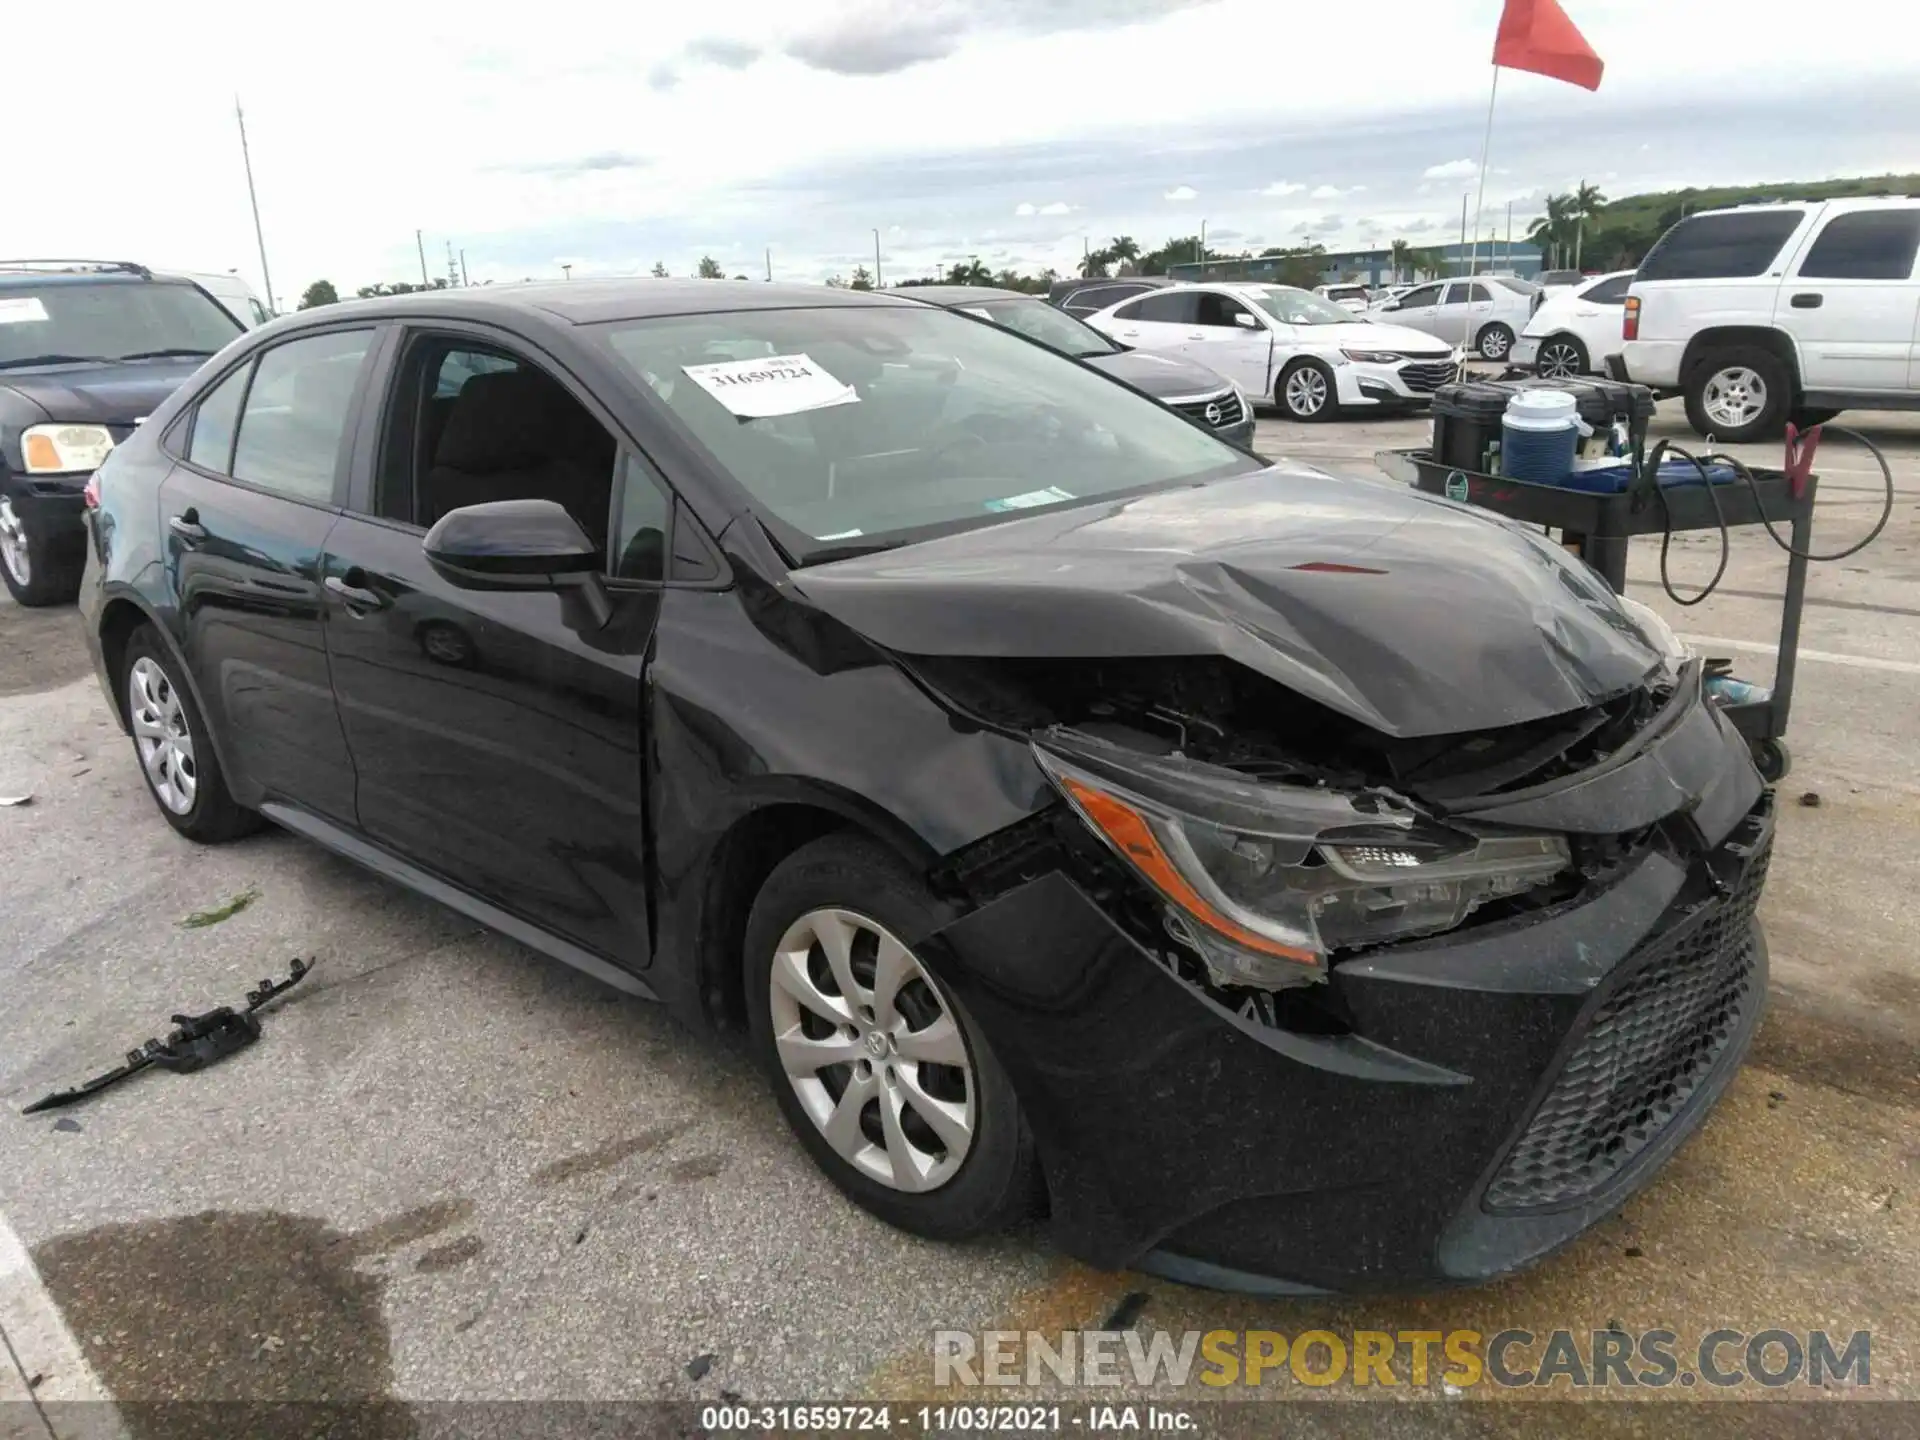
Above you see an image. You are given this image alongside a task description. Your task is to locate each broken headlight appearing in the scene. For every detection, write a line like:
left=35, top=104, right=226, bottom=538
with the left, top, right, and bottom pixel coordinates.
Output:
left=1035, top=732, right=1569, bottom=990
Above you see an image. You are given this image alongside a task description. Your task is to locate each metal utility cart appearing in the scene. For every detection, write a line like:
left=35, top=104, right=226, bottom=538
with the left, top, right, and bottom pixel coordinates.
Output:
left=1376, top=441, right=1819, bottom=784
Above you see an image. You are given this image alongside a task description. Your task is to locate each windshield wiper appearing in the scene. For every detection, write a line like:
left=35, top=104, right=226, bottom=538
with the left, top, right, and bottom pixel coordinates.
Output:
left=116, top=348, right=216, bottom=362
left=0, top=353, right=109, bottom=370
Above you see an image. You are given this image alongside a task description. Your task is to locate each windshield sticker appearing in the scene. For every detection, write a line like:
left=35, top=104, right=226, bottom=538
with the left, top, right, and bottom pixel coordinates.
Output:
left=985, top=486, right=1075, bottom=512
left=681, top=353, right=858, bottom=419
left=0, top=297, right=51, bottom=325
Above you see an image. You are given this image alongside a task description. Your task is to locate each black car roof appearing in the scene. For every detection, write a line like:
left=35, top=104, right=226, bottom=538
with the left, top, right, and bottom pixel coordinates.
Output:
left=894, top=286, right=1030, bottom=306
left=323, top=279, right=919, bottom=327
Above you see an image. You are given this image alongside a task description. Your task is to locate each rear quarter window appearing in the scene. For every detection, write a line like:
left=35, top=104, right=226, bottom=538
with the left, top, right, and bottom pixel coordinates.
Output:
left=1636, top=211, right=1804, bottom=282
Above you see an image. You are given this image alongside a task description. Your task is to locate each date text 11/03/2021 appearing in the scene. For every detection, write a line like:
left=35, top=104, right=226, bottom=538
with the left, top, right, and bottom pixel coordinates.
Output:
left=699, top=1406, right=1195, bottom=1432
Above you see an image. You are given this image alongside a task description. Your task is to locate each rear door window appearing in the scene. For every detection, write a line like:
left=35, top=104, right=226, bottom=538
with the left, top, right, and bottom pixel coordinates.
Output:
left=1795, top=209, right=1920, bottom=281
left=228, top=329, right=374, bottom=503
left=1583, top=274, right=1631, bottom=304
left=1637, top=211, right=1803, bottom=281
left=1127, top=292, right=1199, bottom=324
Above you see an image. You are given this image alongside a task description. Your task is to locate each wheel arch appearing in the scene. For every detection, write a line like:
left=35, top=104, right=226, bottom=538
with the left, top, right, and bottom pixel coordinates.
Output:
left=1680, top=327, right=1802, bottom=390
left=678, top=786, right=946, bottom=1035
left=94, top=589, right=248, bottom=798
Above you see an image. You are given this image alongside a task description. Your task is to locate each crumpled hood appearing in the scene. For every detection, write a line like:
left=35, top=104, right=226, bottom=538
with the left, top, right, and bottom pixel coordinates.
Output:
left=1084, top=349, right=1235, bottom=401
left=0, top=358, right=204, bottom=427
left=788, top=467, right=1665, bottom=739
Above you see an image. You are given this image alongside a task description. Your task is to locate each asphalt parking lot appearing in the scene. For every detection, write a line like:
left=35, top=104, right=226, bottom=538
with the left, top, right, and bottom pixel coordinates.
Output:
left=2, top=397, right=1917, bottom=1437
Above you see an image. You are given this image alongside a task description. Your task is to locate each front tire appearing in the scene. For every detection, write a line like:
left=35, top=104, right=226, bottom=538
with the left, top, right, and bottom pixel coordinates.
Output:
left=1535, top=335, right=1588, bottom=378
left=1276, top=359, right=1337, bottom=422
left=121, top=626, right=261, bottom=843
left=1477, top=322, right=1515, bottom=361
left=1685, top=348, right=1788, bottom=443
left=0, top=496, right=82, bottom=607
left=745, top=833, right=1036, bottom=1241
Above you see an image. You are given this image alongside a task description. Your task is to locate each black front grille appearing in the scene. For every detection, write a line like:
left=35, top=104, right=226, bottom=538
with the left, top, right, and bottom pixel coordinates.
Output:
left=1173, top=391, right=1245, bottom=429
left=1484, top=839, right=1771, bottom=1211
left=1398, top=359, right=1457, bottom=394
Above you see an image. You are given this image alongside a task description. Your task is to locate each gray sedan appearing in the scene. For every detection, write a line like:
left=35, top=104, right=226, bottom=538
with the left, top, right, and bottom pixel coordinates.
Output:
left=900, top=286, right=1256, bottom=450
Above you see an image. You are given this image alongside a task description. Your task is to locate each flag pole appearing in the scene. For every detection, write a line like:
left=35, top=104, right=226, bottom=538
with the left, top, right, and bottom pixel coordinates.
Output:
left=1462, top=64, right=1500, bottom=368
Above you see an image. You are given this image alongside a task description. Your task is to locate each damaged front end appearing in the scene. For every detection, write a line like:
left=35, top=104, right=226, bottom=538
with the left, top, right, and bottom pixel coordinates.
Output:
left=914, top=643, right=1770, bottom=1291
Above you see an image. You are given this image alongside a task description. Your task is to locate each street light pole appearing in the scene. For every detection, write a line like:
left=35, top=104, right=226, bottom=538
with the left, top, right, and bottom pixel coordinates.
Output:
left=459, top=249, right=469, bottom=287
left=1198, top=219, right=1207, bottom=276
left=416, top=229, right=429, bottom=286
left=873, top=229, right=883, bottom=288
left=233, top=97, right=275, bottom=311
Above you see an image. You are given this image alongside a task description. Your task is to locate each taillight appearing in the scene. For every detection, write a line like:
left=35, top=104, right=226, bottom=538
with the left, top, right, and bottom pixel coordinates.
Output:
left=1622, top=295, right=1640, bottom=342
left=83, top=472, right=102, bottom=509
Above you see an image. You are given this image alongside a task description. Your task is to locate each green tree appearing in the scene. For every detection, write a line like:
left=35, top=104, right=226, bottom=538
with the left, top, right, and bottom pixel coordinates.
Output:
left=355, top=279, right=448, bottom=297
left=1078, top=248, right=1112, bottom=279
left=650, top=261, right=669, bottom=277
left=1106, top=235, right=1141, bottom=272
left=1388, top=240, right=1414, bottom=282
left=696, top=255, right=725, bottom=279
left=849, top=265, right=874, bottom=290
left=1527, top=194, right=1577, bottom=269
left=298, top=279, right=339, bottom=309
left=944, top=258, right=993, bottom=286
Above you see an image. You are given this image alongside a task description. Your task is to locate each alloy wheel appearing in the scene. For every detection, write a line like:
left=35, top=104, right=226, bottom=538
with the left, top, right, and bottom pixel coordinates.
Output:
left=1537, top=340, right=1583, bottom=378
left=0, top=497, right=29, bottom=586
left=1283, top=367, right=1329, bottom=418
left=128, top=656, right=197, bottom=815
left=767, top=907, right=975, bottom=1193
left=1479, top=326, right=1513, bottom=360
left=1702, top=366, right=1767, bottom=430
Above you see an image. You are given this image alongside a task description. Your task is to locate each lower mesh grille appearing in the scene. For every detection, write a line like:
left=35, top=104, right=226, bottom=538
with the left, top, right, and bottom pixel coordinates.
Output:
left=1484, top=841, right=1770, bottom=1211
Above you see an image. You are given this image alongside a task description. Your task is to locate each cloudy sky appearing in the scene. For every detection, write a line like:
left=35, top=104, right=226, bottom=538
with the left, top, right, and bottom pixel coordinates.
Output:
left=12, top=0, right=1917, bottom=304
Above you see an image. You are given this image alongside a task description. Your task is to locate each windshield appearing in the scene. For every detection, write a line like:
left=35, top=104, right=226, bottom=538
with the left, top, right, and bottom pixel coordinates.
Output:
left=966, top=298, right=1119, bottom=359
left=598, top=304, right=1258, bottom=557
left=0, top=280, right=243, bottom=368
left=1245, top=287, right=1355, bottom=326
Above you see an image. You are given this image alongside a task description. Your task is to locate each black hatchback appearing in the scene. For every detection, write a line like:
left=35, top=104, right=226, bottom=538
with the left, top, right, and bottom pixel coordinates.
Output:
left=80, top=280, right=1771, bottom=1292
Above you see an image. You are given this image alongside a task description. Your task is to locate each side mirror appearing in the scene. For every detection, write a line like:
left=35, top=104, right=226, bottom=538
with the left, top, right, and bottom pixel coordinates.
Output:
left=423, top=499, right=612, bottom=626
left=1232, top=312, right=1260, bottom=330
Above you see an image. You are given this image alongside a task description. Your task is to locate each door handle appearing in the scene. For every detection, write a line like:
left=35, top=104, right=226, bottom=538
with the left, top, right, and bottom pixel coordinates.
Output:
left=1790, top=292, right=1823, bottom=309
left=325, top=573, right=388, bottom=612
left=167, top=510, right=206, bottom=543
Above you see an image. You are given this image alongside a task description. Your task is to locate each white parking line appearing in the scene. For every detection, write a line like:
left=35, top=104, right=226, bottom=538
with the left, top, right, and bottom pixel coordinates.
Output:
left=0, top=1212, right=124, bottom=1439
left=1681, top=634, right=1920, bottom=678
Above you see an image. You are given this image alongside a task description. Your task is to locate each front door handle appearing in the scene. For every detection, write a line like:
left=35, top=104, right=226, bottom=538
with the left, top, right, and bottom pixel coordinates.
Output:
left=1185, top=331, right=1208, bottom=340
left=168, top=510, right=206, bottom=543
left=325, top=573, right=388, bottom=612
left=1790, top=292, right=1823, bottom=309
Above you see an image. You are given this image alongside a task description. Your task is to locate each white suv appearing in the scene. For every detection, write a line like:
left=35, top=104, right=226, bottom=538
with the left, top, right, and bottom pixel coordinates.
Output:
left=1619, top=197, right=1920, bottom=441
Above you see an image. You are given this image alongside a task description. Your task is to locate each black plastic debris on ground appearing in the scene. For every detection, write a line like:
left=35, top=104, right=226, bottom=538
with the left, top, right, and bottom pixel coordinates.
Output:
left=21, top=959, right=313, bottom=1115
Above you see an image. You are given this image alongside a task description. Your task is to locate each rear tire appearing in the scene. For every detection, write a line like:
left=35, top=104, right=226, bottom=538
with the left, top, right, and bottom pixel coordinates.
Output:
left=1535, top=335, right=1588, bottom=378
left=745, top=832, right=1036, bottom=1242
left=1684, top=347, right=1788, bottom=443
left=0, top=497, right=82, bottom=608
left=121, top=625, right=261, bottom=843
left=1477, top=323, right=1515, bottom=361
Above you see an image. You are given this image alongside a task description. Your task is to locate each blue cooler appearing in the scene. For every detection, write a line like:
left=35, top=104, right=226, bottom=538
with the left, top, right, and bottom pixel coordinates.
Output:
left=1500, top=390, right=1589, bottom=484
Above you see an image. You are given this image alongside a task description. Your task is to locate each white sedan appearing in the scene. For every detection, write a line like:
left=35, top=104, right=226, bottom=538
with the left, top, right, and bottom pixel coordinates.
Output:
left=1083, top=282, right=1461, bottom=422
left=1512, top=270, right=1634, bottom=378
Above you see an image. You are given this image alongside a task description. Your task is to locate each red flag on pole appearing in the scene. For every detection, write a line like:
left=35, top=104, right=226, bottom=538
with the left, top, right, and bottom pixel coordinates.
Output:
left=1493, top=0, right=1605, bottom=90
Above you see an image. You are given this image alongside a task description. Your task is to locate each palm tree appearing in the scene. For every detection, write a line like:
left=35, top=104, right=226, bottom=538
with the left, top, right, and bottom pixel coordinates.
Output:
left=1527, top=194, right=1576, bottom=268
left=944, top=258, right=993, bottom=286
left=1106, top=236, right=1141, bottom=274
left=1078, top=248, right=1112, bottom=279
left=1389, top=239, right=1413, bottom=282
left=1571, top=182, right=1608, bottom=269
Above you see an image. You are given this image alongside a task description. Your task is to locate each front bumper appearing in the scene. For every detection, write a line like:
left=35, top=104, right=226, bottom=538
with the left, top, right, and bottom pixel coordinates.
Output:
left=1333, top=355, right=1457, bottom=409
left=927, top=690, right=1771, bottom=1293
left=2, top=474, right=89, bottom=547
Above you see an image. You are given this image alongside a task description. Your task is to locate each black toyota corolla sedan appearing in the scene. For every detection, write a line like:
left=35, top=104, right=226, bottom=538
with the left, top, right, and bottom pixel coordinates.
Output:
left=80, top=280, right=1770, bottom=1293
left=895, top=285, right=1256, bottom=451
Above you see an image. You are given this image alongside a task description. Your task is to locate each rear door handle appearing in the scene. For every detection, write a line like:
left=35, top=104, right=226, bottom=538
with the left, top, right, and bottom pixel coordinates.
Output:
left=1790, top=292, right=1823, bottom=309
left=167, top=510, right=206, bottom=543
left=325, top=573, right=388, bottom=612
